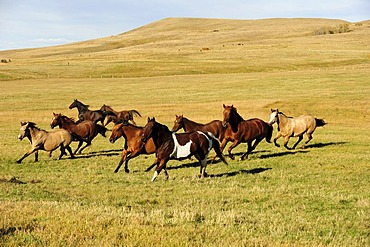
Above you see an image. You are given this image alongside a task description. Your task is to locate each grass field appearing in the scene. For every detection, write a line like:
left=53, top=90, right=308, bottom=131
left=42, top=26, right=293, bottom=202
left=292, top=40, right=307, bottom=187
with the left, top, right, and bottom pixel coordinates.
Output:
left=0, top=18, right=369, bottom=246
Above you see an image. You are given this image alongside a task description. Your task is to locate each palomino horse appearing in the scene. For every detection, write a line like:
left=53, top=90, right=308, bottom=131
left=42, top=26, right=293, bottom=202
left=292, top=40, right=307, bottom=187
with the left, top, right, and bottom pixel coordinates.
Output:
left=17, top=122, right=74, bottom=163
left=109, top=121, right=156, bottom=173
left=69, top=99, right=109, bottom=125
left=100, top=104, right=141, bottom=126
left=141, top=117, right=228, bottom=181
left=51, top=113, right=107, bottom=154
left=268, top=109, right=326, bottom=150
left=171, top=115, right=225, bottom=141
left=221, top=104, right=273, bottom=160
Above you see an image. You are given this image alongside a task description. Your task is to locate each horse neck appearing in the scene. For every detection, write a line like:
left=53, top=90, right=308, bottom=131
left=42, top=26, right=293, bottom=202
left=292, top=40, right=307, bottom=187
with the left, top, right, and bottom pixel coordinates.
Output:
left=154, top=125, right=173, bottom=147
left=229, top=110, right=244, bottom=128
left=106, top=106, right=117, bottom=114
left=183, top=118, right=201, bottom=131
left=121, top=124, right=142, bottom=139
left=277, top=113, right=290, bottom=129
left=28, top=127, right=42, bottom=142
left=75, top=103, right=88, bottom=113
left=59, top=117, right=76, bottom=130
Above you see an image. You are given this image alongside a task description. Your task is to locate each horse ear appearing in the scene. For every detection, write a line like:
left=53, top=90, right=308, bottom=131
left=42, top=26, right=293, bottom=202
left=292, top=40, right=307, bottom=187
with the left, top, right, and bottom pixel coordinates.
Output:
left=175, top=114, right=178, bottom=118
left=223, top=104, right=226, bottom=108
left=147, top=117, right=150, bottom=123
left=20, top=121, right=27, bottom=126
left=152, top=117, right=156, bottom=122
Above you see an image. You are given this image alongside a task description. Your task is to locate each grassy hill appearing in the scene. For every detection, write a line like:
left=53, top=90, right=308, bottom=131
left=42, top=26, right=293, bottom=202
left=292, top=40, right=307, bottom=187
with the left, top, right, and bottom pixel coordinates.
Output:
left=0, top=18, right=369, bottom=79
left=0, top=18, right=369, bottom=246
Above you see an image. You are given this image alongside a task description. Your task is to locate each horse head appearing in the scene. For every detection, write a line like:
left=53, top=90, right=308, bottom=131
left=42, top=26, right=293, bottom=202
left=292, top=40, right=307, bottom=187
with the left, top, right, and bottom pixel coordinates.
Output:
left=141, top=117, right=156, bottom=143
left=171, top=114, right=184, bottom=132
left=109, top=122, right=125, bottom=143
left=50, top=113, right=62, bottom=129
left=18, top=121, right=36, bottom=140
left=222, top=104, right=235, bottom=127
left=269, top=109, right=279, bottom=125
left=69, top=99, right=78, bottom=109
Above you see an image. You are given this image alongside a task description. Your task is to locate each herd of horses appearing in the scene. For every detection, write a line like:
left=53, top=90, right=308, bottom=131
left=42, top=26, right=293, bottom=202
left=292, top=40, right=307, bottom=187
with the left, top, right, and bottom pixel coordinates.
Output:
left=17, top=99, right=326, bottom=181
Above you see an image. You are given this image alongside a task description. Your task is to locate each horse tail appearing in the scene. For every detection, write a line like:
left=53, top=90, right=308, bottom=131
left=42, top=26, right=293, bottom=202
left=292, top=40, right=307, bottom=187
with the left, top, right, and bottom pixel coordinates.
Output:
left=265, top=123, right=273, bottom=143
left=96, top=124, right=107, bottom=137
left=315, top=118, right=326, bottom=127
left=208, top=132, right=228, bottom=165
left=129, top=110, right=141, bottom=118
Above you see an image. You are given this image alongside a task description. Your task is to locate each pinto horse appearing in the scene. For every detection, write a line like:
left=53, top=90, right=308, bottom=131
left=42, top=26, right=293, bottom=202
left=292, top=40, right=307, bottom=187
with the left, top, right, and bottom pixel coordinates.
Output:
left=51, top=113, right=107, bottom=154
left=17, top=122, right=74, bottom=163
left=69, top=99, right=108, bottom=125
left=268, top=109, right=326, bottom=150
left=109, top=121, right=156, bottom=173
left=141, top=117, right=228, bottom=181
left=171, top=115, right=225, bottom=141
left=100, top=104, right=141, bottom=126
left=220, top=104, right=273, bottom=160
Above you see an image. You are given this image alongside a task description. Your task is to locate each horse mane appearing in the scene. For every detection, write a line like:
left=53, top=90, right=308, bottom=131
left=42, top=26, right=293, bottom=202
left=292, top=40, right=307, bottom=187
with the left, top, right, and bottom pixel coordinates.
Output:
left=26, top=122, right=40, bottom=130
left=76, top=100, right=89, bottom=109
left=61, top=115, right=76, bottom=123
left=230, top=106, right=244, bottom=121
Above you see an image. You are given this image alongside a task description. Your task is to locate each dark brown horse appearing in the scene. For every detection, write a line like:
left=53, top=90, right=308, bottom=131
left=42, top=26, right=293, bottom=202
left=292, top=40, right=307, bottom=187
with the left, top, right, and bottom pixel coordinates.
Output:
left=171, top=115, right=226, bottom=141
left=220, top=104, right=273, bottom=160
left=50, top=113, right=107, bottom=154
left=141, top=117, right=228, bottom=181
left=69, top=99, right=109, bottom=125
left=109, top=121, right=156, bottom=173
left=100, top=104, right=141, bottom=126
left=17, top=122, right=74, bottom=163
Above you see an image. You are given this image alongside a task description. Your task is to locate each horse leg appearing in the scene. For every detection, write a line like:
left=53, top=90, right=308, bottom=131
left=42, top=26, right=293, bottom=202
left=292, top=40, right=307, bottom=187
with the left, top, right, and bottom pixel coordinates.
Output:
left=291, top=135, right=303, bottom=149
left=78, top=141, right=91, bottom=154
left=241, top=137, right=263, bottom=160
left=199, top=157, right=208, bottom=178
left=283, top=136, right=293, bottom=150
left=17, top=148, right=37, bottom=163
left=211, top=139, right=228, bottom=162
left=35, top=151, right=39, bottom=162
left=302, top=132, right=313, bottom=148
left=58, top=146, right=66, bottom=160
left=66, top=146, right=75, bottom=159
left=74, top=140, right=83, bottom=155
left=114, top=150, right=129, bottom=173
left=227, top=140, right=240, bottom=160
left=273, top=132, right=282, bottom=147
left=152, top=158, right=168, bottom=182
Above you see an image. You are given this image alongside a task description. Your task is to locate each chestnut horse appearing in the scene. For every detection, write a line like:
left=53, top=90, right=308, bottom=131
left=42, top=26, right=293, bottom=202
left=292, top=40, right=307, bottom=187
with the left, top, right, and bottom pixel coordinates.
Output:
left=100, top=104, right=141, bottom=126
left=17, top=122, right=74, bottom=163
left=221, top=104, right=273, bottom=160
left=69, top=99, right=109, bottom=125
left=51, top=113, right=107, bottom=154
left=268, top=109, right=326, bottom=149
left=141, top=117, right=228, bottom=181
left=171, top=115, right=225, bottom=141
left=109, top=121, right=156, bottom=173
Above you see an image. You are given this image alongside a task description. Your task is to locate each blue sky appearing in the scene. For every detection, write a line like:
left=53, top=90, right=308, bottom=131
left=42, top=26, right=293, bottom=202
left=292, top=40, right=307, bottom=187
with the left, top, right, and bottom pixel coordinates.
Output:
left=0, top=0, right=368, bottom=50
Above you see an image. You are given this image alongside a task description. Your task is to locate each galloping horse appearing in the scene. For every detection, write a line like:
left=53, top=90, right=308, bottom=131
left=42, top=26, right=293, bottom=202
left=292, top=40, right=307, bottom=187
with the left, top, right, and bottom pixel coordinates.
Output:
left=17, top=122, right=74, bottom=163
left=69, top=99, right=108, bottom=125
left=268, top=109, right=326, bottom=150
left=100, top=104, right=141, bottom=126
left=141, top=117, right=228, bottom=181
left=171, top=115, right=225, bottom=141
left=109, top=121, right=156, bottom=173
left=51, top=113, right=107, bottom=154
left=220, top=104, right=273, bottom=160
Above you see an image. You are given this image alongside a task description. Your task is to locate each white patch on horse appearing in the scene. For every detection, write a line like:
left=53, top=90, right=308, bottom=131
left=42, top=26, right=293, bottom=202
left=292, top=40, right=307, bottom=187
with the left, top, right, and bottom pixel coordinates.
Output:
left=197, top=131, right=213, bottom=152
left=170, top=133, right=193, bottom=159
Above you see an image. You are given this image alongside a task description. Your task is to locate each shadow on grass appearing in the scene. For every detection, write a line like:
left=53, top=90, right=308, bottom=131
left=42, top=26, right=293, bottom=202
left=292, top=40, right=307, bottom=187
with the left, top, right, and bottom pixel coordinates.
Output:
left=209, top=167, right=272, bottom=178
left=304, top=142, right=347, bottom=149
left=72, top=149, right=121, bottom=159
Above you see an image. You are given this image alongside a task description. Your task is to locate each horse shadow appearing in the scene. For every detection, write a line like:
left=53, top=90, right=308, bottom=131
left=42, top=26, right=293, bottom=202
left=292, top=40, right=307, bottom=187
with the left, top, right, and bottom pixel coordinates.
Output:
left=71, top=149, right=121, bottom=159
left=304, top=142, right=347, bottom=149
left=258, top=150, right=308, bottom=159
left=209, top=167, right=272, bottom=178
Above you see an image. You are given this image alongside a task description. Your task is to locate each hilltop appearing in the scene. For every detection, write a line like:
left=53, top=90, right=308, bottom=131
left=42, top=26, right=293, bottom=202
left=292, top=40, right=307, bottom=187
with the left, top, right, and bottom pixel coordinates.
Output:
left=0, top=18, right=369, bottom=79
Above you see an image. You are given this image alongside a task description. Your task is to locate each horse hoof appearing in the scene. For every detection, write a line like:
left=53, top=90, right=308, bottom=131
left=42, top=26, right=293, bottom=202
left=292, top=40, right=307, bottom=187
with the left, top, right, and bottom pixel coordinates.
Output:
left=124, top=169, right=130, bottom=173
left=16, top=160, right=21, bottom=164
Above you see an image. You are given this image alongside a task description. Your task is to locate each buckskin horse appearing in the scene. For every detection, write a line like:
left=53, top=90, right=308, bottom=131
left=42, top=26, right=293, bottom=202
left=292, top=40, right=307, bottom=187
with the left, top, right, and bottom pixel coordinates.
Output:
left=69, top=99, right=109, bottom=125
left=141, top=117, right=228, bottom=181
left=100, top=104, right=141, bottom=126
left=17, top=122, right=74, bottom=163
left=268, top=109, right=326, bottom=149
left=171, top=114, right=226, bottom=141
left=220, top=104, right=273, bottom=160
left=109, top=121, right=156, bottom=173
left=51, top=113, right=107, bottom=154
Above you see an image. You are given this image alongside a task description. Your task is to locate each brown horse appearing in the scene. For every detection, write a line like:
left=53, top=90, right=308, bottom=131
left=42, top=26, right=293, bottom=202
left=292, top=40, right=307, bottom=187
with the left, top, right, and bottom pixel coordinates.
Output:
left=221, top=104, right=273, bottom=160
left=109, top=121, right=156, bottom=173
left=50, top=113, right=107, bottom=154
left=69, top=99, right=109, bottom=125
left=268, top=109, right=326, bottom=150
left=17, top=122, right=74, bottom=163
left=171, top=115, right=226, bottom=141
left=141, top=117, right=228, bottom=181
left=100, top=104, right=141, bottom=126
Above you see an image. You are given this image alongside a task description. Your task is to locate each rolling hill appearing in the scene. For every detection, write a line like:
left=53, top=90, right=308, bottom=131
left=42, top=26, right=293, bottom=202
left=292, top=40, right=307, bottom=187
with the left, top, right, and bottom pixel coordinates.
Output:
left=0, top=18, right=369, bottom=79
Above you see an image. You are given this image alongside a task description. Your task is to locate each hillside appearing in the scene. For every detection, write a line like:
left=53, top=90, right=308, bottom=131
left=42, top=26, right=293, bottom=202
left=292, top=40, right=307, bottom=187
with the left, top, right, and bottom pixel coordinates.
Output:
left=0, top=18, right=369, bottom=79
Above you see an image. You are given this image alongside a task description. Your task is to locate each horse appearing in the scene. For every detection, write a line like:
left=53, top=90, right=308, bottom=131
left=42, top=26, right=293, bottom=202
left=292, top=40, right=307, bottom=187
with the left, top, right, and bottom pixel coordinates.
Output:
left=109, top=121, right=156, bottom=173
left=69, top=99, right=108, bottom=125
left=50, top=113, right=107, bottom=154
left=171, top=115, right=226, bottom=141
left=220, top=104, right=273, bottom=160
left=100, top=104, right=141, bottom=126
left=17, top=122, right=74, bottom=163
left=268, top=109, right=326, bottom=150
left=141, top=117, right=228, bottom=181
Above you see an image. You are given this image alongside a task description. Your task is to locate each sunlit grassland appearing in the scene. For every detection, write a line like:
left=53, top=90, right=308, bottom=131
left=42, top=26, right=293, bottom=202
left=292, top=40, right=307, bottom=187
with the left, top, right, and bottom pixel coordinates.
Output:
left=0, top=18, right=369, bottom=246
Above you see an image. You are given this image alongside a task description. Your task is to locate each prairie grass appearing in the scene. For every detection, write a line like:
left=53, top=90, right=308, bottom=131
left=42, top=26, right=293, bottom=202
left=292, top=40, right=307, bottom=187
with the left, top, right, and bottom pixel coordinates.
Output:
left=0, top=18, right=369, bottom=246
